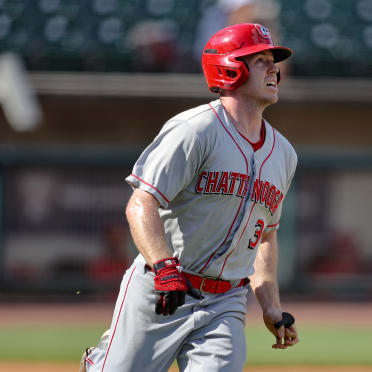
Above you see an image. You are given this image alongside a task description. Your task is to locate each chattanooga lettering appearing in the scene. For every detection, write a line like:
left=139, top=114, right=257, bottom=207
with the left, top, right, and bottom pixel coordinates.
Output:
left=195, top=171, right=249, bottom=197
left=250, top=179, right=284, bottom=216
left=195, top=171, right=284, bottom=215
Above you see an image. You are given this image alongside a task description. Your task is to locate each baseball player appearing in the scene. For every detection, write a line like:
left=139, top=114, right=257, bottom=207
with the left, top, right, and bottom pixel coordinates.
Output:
left=80, top=23, right=299, bottom=372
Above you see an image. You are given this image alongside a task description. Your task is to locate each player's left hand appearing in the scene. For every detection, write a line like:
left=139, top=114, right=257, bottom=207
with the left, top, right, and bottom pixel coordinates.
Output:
left=263, top=308, right=299, bottom=349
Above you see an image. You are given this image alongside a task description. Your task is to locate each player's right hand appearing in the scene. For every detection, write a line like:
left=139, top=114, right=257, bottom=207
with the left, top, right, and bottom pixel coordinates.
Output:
left=153, top=257, right=202, bottom=316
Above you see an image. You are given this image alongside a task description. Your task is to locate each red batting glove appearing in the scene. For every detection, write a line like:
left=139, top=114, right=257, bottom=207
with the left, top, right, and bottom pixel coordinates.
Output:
left=153, top=257, right=188, bottom=316
left=153, top=257, right=203, bottom=315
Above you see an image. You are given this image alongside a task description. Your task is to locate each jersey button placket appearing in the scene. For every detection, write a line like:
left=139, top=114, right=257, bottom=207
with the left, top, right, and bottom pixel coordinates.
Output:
left=248, top=157, right=256, bottom=198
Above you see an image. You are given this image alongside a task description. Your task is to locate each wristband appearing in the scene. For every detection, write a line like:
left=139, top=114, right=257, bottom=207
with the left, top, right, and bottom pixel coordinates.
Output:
left=153, top=257, right=179, bottom=273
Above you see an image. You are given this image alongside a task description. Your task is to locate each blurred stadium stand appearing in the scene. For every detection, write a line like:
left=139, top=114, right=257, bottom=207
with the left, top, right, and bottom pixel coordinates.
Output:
left=0, top=0, right=203, bottom=72
left=280, top=0, right=372, bottom=76
left=0, top=0, right=372, bottom=302
left=1, top=0, right=372, bottom=76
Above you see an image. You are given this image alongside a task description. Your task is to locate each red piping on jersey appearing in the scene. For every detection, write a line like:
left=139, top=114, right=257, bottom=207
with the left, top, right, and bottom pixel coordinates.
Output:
left=238, top=120, right=266, bottom=152
left=218, top=127, right=277, bottom=278
left=130, top=174, right=170, bottom=204
left=199, top=103, right=249, bottom=274
left=86, top=356, right=94, bottom=366
left=236, top=127, right=276, bottom=246
left=101, top=266, right=136, bottom=372
left=267, top=221, right=279, bottom=228
left=258, top=127, right=276, bottom=180
left=218, top=201, right=256, bottom=277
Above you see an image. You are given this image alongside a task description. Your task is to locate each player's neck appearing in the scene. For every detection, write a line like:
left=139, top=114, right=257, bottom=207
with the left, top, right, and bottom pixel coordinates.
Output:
left=220, top=95, right=264, bottom=142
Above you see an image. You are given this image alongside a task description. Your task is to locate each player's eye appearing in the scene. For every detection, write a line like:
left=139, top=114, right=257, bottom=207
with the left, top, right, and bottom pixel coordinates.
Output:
left=257, top=58, right=274, bottom=66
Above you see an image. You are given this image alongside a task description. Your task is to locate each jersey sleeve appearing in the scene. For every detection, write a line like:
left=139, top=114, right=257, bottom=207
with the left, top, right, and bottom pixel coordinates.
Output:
left=125, top=120, right=204, bottom=208
left=265, top=151, right=297, bottom=232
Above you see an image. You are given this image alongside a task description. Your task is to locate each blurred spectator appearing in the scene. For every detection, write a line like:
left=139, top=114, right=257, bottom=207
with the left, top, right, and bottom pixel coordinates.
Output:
left=193, top=0, right=255, bottom=62
left=88, top=224, right=131, bottom=285
left=308, top=230, right=364, bottom=275
left=193, top=0, right=290, bottom=77
left=126, top=20, right=182, bottom=72
left=49, top=225, right=131, bottom=289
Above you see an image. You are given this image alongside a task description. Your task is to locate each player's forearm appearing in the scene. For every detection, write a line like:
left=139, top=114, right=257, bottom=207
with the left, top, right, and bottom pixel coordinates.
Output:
left=249, top=231, right=281, bottom=312
left=126, top=189, right=172, bottom=266
left=250, top=273, right=281, bottom=313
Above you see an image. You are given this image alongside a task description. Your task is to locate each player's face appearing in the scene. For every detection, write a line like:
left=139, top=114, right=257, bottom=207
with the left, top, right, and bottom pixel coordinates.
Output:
left=238, top=51, right=279, bottom=106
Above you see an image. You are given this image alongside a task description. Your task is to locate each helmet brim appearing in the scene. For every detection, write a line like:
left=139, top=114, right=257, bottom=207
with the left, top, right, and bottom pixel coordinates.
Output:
left=231, top=44, right=293, bottom=63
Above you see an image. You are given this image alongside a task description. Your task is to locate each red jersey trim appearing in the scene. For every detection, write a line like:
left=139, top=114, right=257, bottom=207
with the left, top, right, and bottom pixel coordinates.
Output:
left=199, top=103, right=249, bottom=274
left=86, top=356, right=94, bottom=366
left=218, top=127, right=277, bottom=277
left=267, top=221, right=280, bottom=228
left=101, top=266, right=136, bottom=372
left=258, top=127, right=276, bottom=180
left=238, top=120, right=266, bottom=152
left=130, top=174, right=170, bottom=204
left=218, top=200, right=256, bottom=278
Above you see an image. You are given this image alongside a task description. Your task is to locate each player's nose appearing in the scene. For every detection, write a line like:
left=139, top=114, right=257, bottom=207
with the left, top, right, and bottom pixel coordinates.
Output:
left=268, top=61, right=279, bottom=75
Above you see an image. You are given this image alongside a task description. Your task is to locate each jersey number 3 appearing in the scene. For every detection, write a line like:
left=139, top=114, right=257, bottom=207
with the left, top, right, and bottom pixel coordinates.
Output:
left=248, top=219, right=264, bottom=250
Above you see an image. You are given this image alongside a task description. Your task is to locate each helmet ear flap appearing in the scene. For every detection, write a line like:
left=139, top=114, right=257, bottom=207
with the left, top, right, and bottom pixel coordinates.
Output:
left=203, top=56, right=249, bottom=92
left=223, top=57, right=249, bottom=90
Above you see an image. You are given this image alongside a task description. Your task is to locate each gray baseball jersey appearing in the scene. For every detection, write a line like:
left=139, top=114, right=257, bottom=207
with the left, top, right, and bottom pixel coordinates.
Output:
left=85, top=98, right=297, bottom=372
left=126, top=98, right=297, bottom=280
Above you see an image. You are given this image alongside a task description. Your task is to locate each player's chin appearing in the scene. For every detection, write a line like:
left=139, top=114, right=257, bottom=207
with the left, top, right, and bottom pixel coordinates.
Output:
left=261, top=95, right=278, bottom=106
left=268, top=92, right=279, bottom=103
left=263, top=86, right=278, bottom=99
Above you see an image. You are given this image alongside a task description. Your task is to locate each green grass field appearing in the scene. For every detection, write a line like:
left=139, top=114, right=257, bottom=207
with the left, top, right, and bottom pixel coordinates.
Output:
left=0, top=324, right=371, bottom=366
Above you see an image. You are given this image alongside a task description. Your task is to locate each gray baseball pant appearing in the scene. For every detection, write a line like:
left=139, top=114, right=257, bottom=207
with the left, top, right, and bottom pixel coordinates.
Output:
left=86, top=261, right=249, bottom=372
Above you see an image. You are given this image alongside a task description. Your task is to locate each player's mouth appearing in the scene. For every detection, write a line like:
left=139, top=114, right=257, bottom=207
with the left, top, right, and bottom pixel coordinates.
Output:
left=266, top=80, right=277, bottom=88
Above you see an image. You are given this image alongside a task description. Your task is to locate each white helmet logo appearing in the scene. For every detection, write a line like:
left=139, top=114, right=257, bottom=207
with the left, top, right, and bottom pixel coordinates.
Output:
left=256, top=24, right=273, bottom=43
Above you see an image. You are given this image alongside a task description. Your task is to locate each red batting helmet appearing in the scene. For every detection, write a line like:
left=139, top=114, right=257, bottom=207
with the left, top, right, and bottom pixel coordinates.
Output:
left=202, top=23, right=293, bottom=93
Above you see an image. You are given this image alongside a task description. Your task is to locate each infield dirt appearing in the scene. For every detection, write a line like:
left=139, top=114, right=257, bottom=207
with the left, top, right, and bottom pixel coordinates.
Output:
left=1, top=301, right=371, bottom=326
left=0, top=362, right=371, bottom=372
left=1, top=301, right=371, bottom=372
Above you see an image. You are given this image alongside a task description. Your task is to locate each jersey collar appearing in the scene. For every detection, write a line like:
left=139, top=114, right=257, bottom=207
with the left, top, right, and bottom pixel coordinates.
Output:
left=213, top=99, right=274, bottom=157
